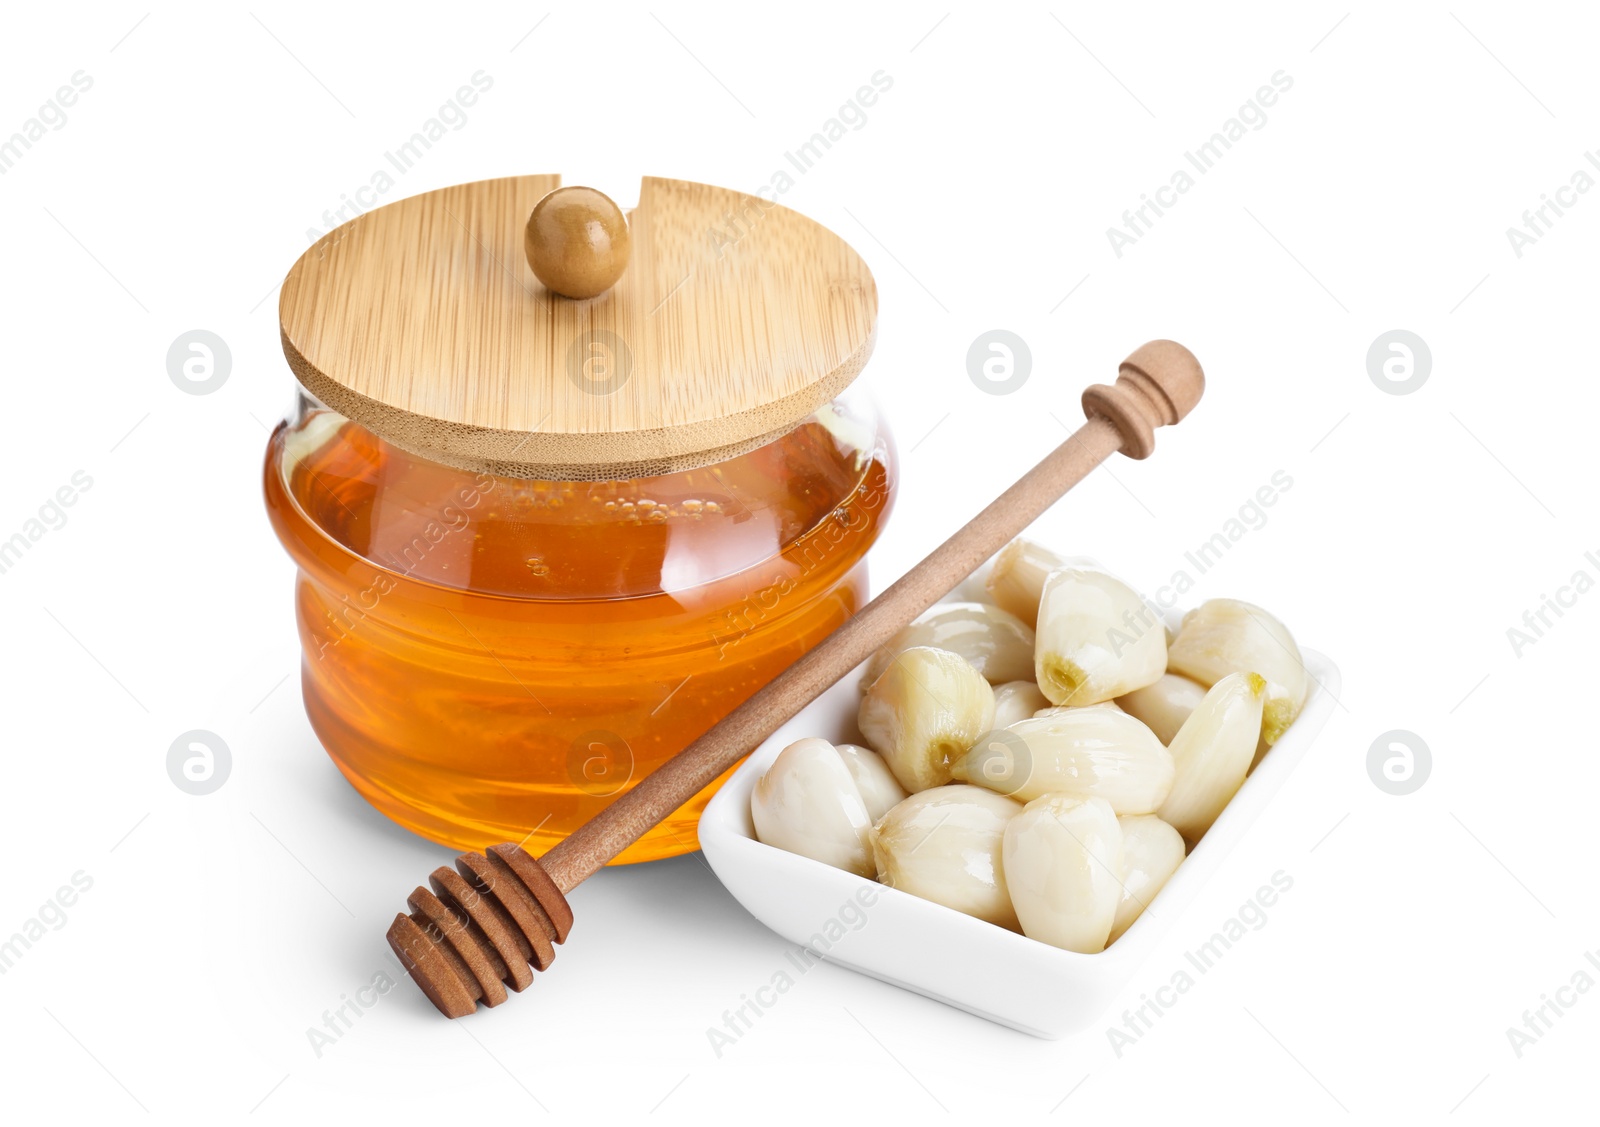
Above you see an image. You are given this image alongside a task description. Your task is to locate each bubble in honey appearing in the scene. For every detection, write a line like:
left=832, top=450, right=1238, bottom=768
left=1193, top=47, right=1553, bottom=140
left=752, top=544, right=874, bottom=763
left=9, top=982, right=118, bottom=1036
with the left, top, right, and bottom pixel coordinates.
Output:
left=525, top=555, right=550, bottom=577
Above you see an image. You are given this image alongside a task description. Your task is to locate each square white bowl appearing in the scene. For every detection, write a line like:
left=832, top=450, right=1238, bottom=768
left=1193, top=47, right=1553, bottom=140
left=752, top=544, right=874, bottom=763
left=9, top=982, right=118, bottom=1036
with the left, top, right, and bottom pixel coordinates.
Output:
left=699, top=601, right=1340, bottom=1039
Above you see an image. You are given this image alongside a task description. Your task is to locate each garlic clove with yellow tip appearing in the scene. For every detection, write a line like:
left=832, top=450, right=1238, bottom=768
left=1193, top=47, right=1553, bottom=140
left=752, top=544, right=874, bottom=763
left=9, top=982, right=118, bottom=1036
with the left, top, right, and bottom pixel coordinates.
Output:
left=1003, top=794, right=1124, bottom=953
left=750, top=738, right=875, bottom=877
left=1157, top=672, right=1267, bottom=840
left=1166, top=599, right=1307, bottom=745
left=858, top=646, right=996, bottom=792
left=1108, top=814, right=1186, bottom=943
left=871, top=785, right=1023, bottom=930
left=1034, top=568, right=1166, bottom=707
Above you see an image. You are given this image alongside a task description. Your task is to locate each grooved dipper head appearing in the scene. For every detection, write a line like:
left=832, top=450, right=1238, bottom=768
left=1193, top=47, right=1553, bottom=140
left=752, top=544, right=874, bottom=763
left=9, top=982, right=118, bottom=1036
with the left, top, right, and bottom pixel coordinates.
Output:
left=387, top=843, right=573, bottom=1018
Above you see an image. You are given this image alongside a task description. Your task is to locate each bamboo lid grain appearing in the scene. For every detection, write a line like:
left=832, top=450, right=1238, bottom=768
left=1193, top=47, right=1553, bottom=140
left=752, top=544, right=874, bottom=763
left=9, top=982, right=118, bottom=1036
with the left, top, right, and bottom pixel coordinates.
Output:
left=278, top=174, right=879, bottom=480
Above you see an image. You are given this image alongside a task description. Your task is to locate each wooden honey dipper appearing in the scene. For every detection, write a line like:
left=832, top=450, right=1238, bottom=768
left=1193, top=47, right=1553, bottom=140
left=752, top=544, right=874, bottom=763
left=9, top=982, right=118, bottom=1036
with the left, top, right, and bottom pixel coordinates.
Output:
left=386, top=339, right=1205, bottom=1018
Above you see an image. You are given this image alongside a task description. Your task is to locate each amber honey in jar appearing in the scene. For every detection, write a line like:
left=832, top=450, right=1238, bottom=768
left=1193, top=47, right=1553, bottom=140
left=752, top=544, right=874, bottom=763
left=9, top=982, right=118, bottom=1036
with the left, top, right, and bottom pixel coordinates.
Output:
left=266, top=174, right=892, bottom=863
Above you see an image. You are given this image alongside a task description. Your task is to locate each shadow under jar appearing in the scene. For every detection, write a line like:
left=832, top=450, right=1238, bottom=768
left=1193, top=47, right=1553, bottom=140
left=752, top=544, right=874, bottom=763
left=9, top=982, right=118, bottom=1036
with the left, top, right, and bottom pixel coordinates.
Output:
left=265, top=389, right=894, bottom=862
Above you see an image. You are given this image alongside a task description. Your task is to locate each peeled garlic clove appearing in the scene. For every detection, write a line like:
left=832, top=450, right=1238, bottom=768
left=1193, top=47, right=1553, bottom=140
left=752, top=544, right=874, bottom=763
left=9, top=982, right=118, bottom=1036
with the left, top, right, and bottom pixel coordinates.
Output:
left=953, top=708, right=1174, bottom=812
left=1167, top=598, right=1307, bottom=745
left=1157, top=672, right=1266, bottom=840
left=1034, top=568, right=1166, bottom=706
left=871, top=785, right=1022, bottom=929
left=984, top=538, right=1099, bottom=629
left=862, top=602, right=1036, bottom=688
left=1109, top=814, right=1185, bottom=943
left=832, top=742, right=907, bottom=823
left=859, top=646, right=996, bottom=792
left=1003, top=795, right=1123, bottom=953
left=992, top=680, right=1051, bottom=729
left=751, top=738, right=875, bottom=877
left=1117, top=673, right=1207, bottom=745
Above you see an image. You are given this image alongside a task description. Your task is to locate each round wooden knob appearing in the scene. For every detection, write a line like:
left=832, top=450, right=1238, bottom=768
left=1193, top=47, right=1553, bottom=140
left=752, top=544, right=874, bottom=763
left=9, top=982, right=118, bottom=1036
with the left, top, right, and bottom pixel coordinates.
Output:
left=523, top=186, right=631, bottom=299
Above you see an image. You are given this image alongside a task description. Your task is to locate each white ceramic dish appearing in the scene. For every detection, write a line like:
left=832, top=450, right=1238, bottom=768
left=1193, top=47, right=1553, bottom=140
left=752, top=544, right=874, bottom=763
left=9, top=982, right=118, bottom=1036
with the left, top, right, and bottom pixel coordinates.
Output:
left=699, top=596, right=1340, bottom=1039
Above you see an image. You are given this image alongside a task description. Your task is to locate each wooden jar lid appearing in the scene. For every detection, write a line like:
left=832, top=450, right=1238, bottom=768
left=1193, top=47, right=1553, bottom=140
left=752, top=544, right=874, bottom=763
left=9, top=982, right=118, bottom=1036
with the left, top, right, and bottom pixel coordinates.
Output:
left=278, top=175, right=879, bottom=480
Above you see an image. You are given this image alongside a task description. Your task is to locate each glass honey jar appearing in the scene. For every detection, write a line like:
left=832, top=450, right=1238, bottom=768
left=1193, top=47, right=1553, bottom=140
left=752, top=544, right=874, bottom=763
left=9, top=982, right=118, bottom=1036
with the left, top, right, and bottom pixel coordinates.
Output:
left=265, top=174, right=893, bottom=863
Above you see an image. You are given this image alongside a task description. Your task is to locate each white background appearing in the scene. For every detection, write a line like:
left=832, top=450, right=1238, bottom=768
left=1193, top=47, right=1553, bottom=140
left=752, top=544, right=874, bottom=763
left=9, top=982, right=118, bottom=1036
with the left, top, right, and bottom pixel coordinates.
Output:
left=1, top=1, right=1593, bottom=1122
